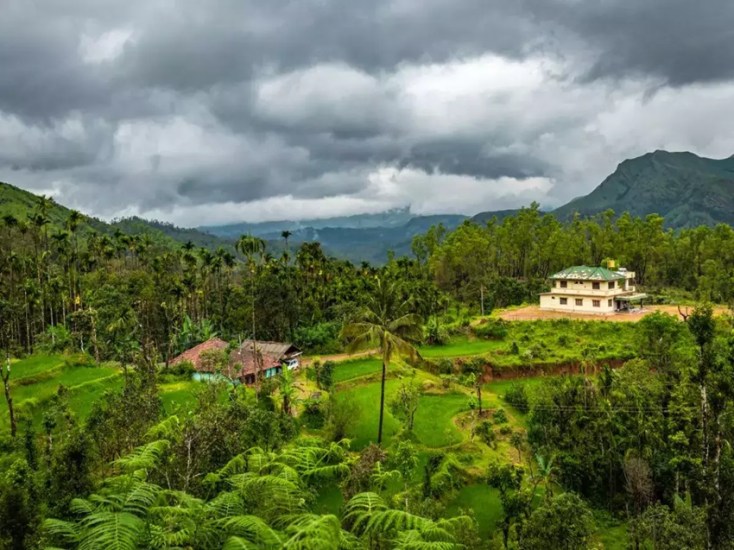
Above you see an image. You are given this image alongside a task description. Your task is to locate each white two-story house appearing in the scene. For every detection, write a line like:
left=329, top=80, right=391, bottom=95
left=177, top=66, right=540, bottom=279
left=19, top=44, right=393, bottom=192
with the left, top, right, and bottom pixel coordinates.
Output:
left=539, top=265, right=647, bottom=314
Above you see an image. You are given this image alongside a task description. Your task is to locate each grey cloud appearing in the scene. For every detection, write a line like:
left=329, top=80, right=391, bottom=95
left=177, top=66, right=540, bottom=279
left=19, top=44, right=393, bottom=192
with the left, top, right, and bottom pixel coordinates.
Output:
left=1, top=0, right=733, bottom=221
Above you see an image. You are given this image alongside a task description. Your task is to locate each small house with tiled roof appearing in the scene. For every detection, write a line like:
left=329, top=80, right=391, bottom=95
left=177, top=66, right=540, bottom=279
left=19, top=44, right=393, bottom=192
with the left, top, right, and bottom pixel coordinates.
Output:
left=170, top=337, right=229, bottom=370
left=173, top=338, right=302, bottom=385
left=228, top=340, right=302, bottom=384
left=539, top=263, right=647, bottom=314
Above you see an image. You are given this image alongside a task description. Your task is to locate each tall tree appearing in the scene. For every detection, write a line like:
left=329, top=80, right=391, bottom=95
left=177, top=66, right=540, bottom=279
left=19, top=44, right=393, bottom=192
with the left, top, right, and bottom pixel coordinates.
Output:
left=341, top=278, right=422, bottom=444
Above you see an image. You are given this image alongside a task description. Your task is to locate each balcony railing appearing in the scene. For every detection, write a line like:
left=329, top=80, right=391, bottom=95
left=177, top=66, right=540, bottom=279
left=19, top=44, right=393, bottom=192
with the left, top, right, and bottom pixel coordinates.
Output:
left=549, top=287, right=636, bottom=297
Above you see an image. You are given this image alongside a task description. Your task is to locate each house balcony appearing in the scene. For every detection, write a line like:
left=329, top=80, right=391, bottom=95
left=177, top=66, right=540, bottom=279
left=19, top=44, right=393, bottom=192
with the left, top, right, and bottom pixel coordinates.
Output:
left=546, top=286, right=636, bottom=297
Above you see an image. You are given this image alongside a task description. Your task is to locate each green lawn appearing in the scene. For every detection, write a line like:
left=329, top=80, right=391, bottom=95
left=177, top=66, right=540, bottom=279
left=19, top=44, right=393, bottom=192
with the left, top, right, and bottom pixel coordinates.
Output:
left=413, top=393, right=469, bottom=447
left=332, top=358, right=382, bottom=383
left=444, top=484, right=503, bottom=539
left=11, top=354, right=67, bottom=380
left=340, top=378, right=403, bottom=449
left=2, top=355, right=123, bottom=429
left=160, top=380, right=202, bottom=415
left=420, top=337, right=501, bottom=359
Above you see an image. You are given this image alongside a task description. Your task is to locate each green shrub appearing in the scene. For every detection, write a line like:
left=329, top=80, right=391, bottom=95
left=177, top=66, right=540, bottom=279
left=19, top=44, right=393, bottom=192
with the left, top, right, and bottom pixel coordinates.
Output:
left=493, top=408, right=508, bottom=424
left=439, top=358, right=455, bottom=375
left=301, top=399, right=325, bottom=429
left=425, top=320, right=450, bottom=345
left=499, top=425, right=513, bottom=436
left=473, top=420, right=497, bottom=448
left=168, top=360, right=195, bottom=376
left=510, top=341, right=520, bottom=355
left=504, top=384, right=529, bottom=413
left=63, top=352, right=96, bottom=368
left=557, top=334, right=571, bottom=346
left=472, top=319, right=509, bottom=340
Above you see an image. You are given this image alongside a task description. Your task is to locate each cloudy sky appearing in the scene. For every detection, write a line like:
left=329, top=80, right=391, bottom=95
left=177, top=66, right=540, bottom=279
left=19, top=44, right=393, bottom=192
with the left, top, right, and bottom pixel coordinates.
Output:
left=2, top=0, right=734, bottom=226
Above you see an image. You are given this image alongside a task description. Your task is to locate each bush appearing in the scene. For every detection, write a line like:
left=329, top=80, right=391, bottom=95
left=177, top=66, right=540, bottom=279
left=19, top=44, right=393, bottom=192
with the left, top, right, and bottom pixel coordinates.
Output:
left=37, top=325, right=73, bottom=354
left=168, top=360, right=195, bottom=376
left=437, top=358, right=454, bottom=375
left=509, top=341, right=520, bottom=355
left=317, top=361, right=335, bottom=390
left=472, top=319, right=509, bottom=340
left=300, top=399, right=325, bottom=429
left=424, top=320, right=450, bottom=345
left=63, top=352, right=96, bottom=368
left=493, top=408, right=508, bottom=424
left=557, top=334, right=571, bottom=346
left=473, top=420, right=497, bottom=448
left=325, top=394, right=360, bottom=442
left=504, top=384, right=529, bottom=413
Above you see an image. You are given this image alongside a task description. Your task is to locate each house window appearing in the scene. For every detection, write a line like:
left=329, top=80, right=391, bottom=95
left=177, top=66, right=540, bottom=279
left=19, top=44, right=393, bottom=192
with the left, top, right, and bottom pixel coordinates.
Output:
left=593, top=300, right=600, bottom=307
left=608, top=299, right=613, bottom=307
left=592, top=282, right=600, bottom=290
left=560, top=280, right=567, bottom=288
left=575, top=298, right=583, bottom=306
left=560, top=298, right=567, bottom=305
left=608, top=281, right=615, bottom=289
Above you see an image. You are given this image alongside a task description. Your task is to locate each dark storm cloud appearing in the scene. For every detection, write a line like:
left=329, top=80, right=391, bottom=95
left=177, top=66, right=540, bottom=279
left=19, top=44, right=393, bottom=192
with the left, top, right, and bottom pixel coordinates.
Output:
left=1, top=0, right=733, bottom=222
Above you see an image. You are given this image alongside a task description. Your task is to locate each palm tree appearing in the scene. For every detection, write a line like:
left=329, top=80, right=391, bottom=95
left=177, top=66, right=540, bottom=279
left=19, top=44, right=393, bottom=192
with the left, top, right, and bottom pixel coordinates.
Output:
left=280, top=230, right=293, bottom=262
left=236, top=235, right=266, bottom=380
left=341, top=278, right=423, bottom=444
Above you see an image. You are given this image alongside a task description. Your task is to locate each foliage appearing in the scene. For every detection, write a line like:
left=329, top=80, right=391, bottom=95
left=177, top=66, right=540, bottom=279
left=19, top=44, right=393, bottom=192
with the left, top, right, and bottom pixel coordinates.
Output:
left=504, top=384, right=529, bottom=413
left=517, top=492, right=595, bottom=550
left=389, top=378, right=422, bottom=434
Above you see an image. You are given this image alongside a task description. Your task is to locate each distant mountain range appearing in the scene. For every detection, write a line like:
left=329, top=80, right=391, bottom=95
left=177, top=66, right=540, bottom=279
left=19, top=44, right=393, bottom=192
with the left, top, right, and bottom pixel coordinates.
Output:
left=2, top=150, right=733, bottom=263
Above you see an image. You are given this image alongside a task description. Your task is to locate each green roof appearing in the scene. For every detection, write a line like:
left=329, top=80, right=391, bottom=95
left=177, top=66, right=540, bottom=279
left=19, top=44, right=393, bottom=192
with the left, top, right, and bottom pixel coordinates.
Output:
left=550, top=265, right=626, bottom=281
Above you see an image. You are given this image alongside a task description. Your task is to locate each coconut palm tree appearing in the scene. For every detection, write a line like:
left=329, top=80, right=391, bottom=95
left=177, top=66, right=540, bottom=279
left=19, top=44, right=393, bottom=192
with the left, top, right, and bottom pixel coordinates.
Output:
left=341, top=278, right=423, bottom=444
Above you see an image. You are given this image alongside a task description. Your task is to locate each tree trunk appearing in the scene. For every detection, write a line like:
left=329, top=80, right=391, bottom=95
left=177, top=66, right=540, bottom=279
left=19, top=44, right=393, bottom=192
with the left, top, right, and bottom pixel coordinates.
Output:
left=378, top=359, right=387, bottom=444
left=2, top=356, right=17, bottom=438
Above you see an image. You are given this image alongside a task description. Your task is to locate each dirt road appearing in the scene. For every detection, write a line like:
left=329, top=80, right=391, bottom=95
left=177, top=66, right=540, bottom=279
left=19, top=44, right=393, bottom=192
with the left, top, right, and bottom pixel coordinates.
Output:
left=496, top=304, right=729, bottom=322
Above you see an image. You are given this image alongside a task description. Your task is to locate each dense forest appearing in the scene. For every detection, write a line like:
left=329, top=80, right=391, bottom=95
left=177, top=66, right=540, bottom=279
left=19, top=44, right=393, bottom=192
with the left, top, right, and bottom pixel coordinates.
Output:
left=1, top=195, right=734, bottom=548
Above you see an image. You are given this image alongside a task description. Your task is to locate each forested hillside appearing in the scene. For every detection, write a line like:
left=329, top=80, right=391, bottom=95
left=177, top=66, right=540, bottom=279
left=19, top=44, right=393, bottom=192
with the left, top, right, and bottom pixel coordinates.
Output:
left=2, top=193, right=734, bottom=549
left=553, top=151, right=734, bottom=226
left=0, top=181, right=231, bottom=253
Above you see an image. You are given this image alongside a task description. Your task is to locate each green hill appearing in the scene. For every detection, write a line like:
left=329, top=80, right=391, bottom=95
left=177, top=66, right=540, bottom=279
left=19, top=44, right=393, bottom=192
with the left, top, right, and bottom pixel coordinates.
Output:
left=0, top=181, right=108, bottom=234
left=553, top=150, right=734, bottom=226
left=0, top=181, right=231, bottom=251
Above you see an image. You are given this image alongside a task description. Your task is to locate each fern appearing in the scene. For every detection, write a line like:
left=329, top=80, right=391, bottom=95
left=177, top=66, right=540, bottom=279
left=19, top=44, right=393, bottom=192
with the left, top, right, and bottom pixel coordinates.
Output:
left=224, top=515, right=283, bottom=547
left=78, top=511, right=145, bottom=550
left=280, top=513, right=344, bottom=549
left=114, top=440, right=170, bottom=473
left=145, top=415, right=181, bottom=441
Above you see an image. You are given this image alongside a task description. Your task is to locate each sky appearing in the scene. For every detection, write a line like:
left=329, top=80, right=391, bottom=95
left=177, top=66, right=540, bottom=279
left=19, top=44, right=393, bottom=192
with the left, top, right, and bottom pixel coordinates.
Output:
left=2, top=0, right=734, bottom=226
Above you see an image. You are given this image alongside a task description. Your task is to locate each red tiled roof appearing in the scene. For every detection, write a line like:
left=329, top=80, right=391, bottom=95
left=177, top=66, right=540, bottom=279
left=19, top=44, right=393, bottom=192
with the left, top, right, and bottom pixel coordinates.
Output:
left=170, top=338, right=228, bottom=369
left=228, top=340, right=302, bottom=378
left=173, top=338, right=301, bottom=381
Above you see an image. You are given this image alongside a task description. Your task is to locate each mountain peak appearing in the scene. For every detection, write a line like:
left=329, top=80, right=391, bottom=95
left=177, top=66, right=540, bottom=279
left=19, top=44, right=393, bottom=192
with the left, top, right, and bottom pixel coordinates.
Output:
left=554, top=150, right=734, bottom=226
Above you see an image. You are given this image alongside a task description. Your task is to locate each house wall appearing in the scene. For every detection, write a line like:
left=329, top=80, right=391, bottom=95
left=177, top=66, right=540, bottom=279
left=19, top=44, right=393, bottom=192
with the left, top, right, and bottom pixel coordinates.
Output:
left=540, top=293, right=616, bottom=314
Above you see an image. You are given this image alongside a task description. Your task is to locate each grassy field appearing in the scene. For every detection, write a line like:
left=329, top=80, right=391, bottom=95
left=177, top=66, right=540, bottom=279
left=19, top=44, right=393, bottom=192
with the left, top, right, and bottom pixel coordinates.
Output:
left=332, top=358, right=382, bottom=383
left=4, top=355, right=122, bottom=428
left=420, top=319, right=638, bottom=373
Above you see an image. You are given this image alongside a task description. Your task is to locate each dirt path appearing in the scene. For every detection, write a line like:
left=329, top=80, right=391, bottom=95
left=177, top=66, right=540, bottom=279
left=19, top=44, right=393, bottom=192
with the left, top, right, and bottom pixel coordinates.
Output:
left=496, top=304, right=729, bottom=322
